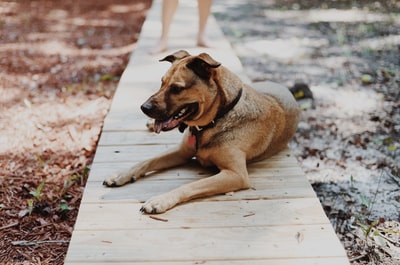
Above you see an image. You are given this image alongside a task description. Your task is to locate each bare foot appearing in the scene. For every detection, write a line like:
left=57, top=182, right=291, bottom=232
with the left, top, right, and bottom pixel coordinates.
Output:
left=149, top=39, right=168, bottom=55
left=197, top=36, right=212, bottom=48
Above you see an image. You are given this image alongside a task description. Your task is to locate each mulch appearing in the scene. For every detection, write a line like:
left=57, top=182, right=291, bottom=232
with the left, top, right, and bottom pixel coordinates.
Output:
left=0, top=1, right=151, bottom=264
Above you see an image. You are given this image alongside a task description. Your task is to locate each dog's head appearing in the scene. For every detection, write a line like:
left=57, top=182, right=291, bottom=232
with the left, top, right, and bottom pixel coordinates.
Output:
left=141, top=50, right=222, bottom=133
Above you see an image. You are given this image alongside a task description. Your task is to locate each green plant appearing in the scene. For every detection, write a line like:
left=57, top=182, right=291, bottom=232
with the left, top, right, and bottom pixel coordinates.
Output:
left=34, top=153, right=53, bottom=168
left=59, top=166, right=90, bottom=198
left=71, top=166, right=90, bottom=186
left=100, top=74, right=118, bottom=81
left=59, top=175, right=75, bottom=199
left=359, top=193, right=371, bottom=209
left=29, top=181, right=45, bottom=201
left=349, top=175, right=354, bottom=188
left=27, top=199, right=34, bottom=215
left=358, top=219, right=379, bottom=239
left=59, top=200, right=73, bottom=211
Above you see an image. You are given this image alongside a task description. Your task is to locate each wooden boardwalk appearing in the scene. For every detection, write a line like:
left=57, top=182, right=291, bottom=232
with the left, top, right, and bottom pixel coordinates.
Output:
left=64, top=1, right=350, bottom=264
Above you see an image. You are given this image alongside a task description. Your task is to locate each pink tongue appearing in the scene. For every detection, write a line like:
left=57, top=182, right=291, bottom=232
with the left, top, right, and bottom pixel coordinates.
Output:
left=154, top=118, right=180, bottom=134
left=154, top=120, right=164, bottom=134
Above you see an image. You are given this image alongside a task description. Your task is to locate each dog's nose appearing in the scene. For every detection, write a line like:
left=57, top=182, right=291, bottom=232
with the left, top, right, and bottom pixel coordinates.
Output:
left=141, top=101, right=154, bottom=116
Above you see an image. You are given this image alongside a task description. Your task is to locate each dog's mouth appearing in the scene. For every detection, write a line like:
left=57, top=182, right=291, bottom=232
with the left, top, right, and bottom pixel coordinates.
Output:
left=153, top=103, right=198, bottom=133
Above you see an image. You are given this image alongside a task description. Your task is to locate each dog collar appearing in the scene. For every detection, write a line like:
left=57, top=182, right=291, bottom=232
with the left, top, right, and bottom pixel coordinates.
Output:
left=179, top=88, right=243, bottom=134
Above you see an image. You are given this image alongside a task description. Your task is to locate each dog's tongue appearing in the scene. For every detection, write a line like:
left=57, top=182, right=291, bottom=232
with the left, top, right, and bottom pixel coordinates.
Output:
left=154, top=118, right=180, bottom=134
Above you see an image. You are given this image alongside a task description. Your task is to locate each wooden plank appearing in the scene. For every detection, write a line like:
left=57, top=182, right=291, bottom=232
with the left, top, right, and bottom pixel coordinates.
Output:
left=102, top=114, right=148, bottom=132
left=65, top=224, right=345, bottom=263
left=92, top=145, right=298, bottom=163
left=65, top=258, right=350, bottom=265
left=92, top=144, right=173, bottom=164
left=72, top=198, right=329, bottom=230
left=98, top=130, right=182, bottom=146
left=101, top=82, right=158, bottom=132
left=86, top=160, right=215, bottom=183
left=81, top=169, right=314, bottom=204
left=87, top=157, right=305, bottom=181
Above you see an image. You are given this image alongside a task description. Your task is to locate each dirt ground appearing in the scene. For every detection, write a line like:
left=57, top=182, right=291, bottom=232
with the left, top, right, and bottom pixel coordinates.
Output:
left=0, top=1, right=151, bottom=264
left=0, top=0, right=399, bottom=264
left=214, top=0, right=399, bottom=264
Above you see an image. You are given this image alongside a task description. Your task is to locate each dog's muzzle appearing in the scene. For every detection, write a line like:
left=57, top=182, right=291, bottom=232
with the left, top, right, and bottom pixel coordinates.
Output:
left=141, top=99, right=198, bottom=134
left=141, top=101, right=156, bottom=117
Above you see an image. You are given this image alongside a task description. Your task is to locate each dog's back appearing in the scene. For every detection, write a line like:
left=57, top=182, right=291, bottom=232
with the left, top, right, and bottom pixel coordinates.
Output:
left=243, top=81, right=300, bottom=161
left=253, top=81, right=300, bottom=130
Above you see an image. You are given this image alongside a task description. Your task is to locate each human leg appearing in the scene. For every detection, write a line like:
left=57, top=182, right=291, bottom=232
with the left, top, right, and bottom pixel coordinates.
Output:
left=197, top=0, right=212, bottom=47
left=150, top=0, right=179, bottom=54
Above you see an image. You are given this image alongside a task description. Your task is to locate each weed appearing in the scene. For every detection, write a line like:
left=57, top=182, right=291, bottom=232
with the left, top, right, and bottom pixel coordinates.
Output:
left=358, top=219, right=380, bottom=239
left=100, top=74, right=118, bottom=81
left=59, top=166, right=90, bottom=198
left=29, top=181, right=45, bottom=201
left=59, top=200, right=73, bottom=211
left=350, top=175, right=354, bottom=188
left=19, top=199, right=34, bottom=217
left=34, top=153, right=45, bottom=166
left=34, top=153, right=53, bottom=169
left=27, top=199, right=34, bottom=215
left=18, top=181, right=46, bottom=217
left=359, top=193, right=371, bottom=209
left=60, top=176, right=74, bottom=199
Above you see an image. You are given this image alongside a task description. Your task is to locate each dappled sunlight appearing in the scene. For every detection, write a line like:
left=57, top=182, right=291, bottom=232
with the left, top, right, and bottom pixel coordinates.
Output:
left=241, top=37, right=328, bottom=62
left=215, top=2, right=400, bottom=246
left=264, top=8, right=400, bottom=23
left=0, top=39, right=137, bottom=58
left=311, top=84, right=382, bottom=119
left=0, top=0, right=149, bottom=99
left=359, top=34, right=400, bottom=50
left=110, top=2, right=148, bottom=13
left=0, top=0, right=145, bottom=177
left=0, top=0, right=151, bottom=164
left=0, top=1, right=152, bottom=264
left=69, top=17, right=122, bottom=27
left=0, top=2, right=17, bottom=14
left=0, top=94, right=110, bottom=155
left=295, top=84, right=386, bottom=177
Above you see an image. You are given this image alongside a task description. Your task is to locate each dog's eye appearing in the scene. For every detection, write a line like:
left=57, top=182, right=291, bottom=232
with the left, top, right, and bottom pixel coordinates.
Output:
left=170, top=84, right=184, bottom=94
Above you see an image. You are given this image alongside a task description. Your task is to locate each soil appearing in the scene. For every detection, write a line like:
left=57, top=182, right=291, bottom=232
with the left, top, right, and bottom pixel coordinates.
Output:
left=213, top=0, right=400, bottom=264
left=1, top=0, right=399, bottom=264
left=0, top=1, right=151, bottom=264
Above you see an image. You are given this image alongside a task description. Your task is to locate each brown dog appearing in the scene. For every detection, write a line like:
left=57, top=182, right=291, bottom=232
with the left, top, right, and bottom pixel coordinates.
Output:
left=103, top=50, right=300, bottom=214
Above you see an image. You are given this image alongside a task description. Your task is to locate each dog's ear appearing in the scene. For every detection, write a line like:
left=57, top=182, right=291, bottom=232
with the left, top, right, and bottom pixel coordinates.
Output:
left=187, top=53, right=221, bottom=80
left=159, top=50, right=190, bottom=63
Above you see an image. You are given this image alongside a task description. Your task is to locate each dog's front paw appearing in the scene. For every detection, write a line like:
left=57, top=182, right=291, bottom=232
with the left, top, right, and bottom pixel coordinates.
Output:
left=103, top=172, right=135, bottom=187
left=140, top=194, right=178, bottom=214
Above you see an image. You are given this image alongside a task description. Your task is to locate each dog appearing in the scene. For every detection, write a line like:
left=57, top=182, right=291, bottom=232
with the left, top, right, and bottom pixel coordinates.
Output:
left=103, top=50, right=300, bottom=214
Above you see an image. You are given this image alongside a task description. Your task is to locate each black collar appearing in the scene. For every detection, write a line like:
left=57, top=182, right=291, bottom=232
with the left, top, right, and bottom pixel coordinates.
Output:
left=179, top=88, right=243, bottom=133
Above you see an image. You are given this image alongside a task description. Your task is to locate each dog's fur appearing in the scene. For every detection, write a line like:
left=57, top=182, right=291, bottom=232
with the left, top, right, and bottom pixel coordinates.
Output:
left=103, top=50, right=300, bottom=214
